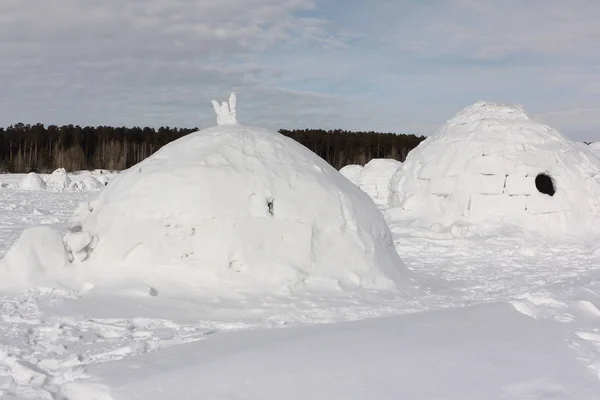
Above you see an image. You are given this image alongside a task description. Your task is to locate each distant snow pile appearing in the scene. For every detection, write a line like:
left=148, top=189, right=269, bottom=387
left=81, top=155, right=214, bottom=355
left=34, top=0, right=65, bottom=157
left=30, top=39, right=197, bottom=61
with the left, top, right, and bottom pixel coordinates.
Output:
left=356, top=159, right=402, bottom=209
left=56, top=93, right=412, bottom=295
left=45, top=168, right=72, bottom=191
left=388, top=101, right=600, bottom=237
left=18, top=172, right=46, bottom=190
left=339, top=164, right=363, bottom=185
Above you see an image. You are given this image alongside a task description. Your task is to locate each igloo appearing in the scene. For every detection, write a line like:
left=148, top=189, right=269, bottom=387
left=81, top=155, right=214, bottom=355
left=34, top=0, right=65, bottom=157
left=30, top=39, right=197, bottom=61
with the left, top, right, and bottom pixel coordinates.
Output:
left=46, top=168, right=72, bottom=191
left=356, top=159, right=402, bottom=210
left=64, top=93, right=412, bottom=294
left=339, top=164, right=363, bottom=185
left=388, top=101, right=600, bottom=237
left=19, top=172, right=46, bottom=190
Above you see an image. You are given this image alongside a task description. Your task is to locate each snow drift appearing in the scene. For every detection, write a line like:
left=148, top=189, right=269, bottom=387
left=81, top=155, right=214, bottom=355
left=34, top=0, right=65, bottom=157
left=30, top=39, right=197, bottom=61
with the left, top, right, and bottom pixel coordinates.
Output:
left=59, top=93, right=411, bottom=295
left=388, top=101, right=600, bottom=237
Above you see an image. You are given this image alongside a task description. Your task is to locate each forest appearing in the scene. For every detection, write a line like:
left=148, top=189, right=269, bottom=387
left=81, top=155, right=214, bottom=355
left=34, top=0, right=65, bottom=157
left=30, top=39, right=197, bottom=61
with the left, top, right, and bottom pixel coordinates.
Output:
left=0, top=123, right=425, bottom=173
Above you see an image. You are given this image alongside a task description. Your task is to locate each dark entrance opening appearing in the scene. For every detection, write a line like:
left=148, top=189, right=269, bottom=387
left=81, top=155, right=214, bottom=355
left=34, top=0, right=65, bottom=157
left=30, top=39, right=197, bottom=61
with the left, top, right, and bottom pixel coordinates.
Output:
left=535, top=173, right=555, bottom=196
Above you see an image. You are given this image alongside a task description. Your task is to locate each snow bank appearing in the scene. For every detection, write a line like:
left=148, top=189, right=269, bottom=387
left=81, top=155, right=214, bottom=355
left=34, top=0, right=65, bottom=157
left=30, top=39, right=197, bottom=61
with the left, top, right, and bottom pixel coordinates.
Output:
left=589, top=142, right=600, bottom=154
left=388, top=101, right=600, bottom=237
left=356, top=159, right=401, bottom=209
left=339, top=164, right=363, bottom=185
left=63, top=94, right=411, bottom=295
left=45, top=168, right=72, bottom=191
left=0, top=227, right=69, bottom=290
left=18, top=172, right=46, bottom=190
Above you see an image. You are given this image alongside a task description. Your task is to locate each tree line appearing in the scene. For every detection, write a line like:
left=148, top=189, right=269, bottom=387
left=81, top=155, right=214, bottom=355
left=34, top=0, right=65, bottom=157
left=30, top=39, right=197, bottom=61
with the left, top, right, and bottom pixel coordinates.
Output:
left=0, top=123, right=425, bottom=173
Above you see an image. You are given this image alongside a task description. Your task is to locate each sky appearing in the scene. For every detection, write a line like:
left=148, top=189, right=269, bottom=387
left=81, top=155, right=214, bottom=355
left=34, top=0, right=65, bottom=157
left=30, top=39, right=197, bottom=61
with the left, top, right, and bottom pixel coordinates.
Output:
left=0, top=0, right=599, bottom=140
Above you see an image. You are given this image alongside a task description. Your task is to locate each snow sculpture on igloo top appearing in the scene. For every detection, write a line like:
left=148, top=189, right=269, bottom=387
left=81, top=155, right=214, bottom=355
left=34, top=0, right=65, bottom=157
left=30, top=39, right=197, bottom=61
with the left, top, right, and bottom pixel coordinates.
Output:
left=388, top=101, right=600, bottom=237
left=64, top=93, right=412, bottom=295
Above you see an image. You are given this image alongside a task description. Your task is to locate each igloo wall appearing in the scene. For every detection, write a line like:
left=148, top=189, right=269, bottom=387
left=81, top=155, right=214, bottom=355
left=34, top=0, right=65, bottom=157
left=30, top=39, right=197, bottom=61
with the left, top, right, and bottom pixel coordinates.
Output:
left=389, top=101, right=600, bottom=236
left=66, top=94, right=412, bottom=294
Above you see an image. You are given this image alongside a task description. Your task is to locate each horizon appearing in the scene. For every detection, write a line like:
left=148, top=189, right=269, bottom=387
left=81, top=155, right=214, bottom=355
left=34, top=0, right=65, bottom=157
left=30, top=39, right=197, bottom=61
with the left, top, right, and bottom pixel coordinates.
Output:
left=1, top=1, right=599, bottom=141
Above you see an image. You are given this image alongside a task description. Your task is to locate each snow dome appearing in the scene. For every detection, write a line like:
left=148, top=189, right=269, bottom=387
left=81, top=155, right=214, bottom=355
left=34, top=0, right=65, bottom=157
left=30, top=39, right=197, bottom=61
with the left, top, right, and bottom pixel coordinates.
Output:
left=339, top=164, right=363, bottom=185
left=46, top=168, right=71, bottom=191
left=356, top=159, right=402, bottom=210
left=388, top=101, right=600, bottom=237
left=64, top=93, right=412, bottom=295
left=19, top=172, right=46, bottom=190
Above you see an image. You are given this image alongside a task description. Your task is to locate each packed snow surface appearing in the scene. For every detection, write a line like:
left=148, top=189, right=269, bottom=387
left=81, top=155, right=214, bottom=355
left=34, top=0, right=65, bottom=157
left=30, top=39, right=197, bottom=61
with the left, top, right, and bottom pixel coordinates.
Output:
left=389, top=101, right=600, bottom=237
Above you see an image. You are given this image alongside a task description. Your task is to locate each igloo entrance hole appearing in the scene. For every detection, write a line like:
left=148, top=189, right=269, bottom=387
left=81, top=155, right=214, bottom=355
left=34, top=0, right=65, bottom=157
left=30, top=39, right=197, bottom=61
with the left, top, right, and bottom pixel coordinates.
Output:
left=535, top=173, right=555, bottom=196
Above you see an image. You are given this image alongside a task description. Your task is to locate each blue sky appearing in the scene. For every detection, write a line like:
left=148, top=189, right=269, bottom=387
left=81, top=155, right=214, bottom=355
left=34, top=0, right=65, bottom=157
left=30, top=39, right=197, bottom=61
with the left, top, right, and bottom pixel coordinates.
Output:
left=0, top=0, right=599, bottom=140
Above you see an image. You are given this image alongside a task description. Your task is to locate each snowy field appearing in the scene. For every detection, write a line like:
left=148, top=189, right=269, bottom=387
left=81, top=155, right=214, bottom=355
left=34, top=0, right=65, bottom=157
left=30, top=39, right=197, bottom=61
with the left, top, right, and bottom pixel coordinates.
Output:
left=0, top=176, right=599, bottom=399
left=1, top=98, right=600, bottom=400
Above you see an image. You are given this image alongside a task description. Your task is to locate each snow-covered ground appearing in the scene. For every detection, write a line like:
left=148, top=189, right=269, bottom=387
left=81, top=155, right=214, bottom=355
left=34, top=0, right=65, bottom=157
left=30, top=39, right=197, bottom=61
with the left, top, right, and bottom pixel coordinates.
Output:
left=0, top=98, right=599, bottom=399
left=0, top=175, right=599, bottom=399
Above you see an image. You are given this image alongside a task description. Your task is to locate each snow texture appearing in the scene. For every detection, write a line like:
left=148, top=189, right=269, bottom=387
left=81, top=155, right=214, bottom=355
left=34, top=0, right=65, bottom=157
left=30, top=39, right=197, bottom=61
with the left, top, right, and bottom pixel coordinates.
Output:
left=339, top=164, right=363, bottom=185
left=61, top=95, right=411, bottom=295
left=389, top=101, right=600, bottom=237
left=589, top=142, right=600, bottom=154
left=81, top=303, right=600, bottom=400
left=18, top=173, right=46, bottom=190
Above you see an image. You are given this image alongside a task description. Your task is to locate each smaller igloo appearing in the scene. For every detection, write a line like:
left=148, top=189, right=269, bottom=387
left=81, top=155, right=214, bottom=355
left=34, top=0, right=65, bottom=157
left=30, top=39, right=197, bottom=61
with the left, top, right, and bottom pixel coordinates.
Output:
left=46, top=168, right=72, bottom=191
left=19, top=172, right=46, bottom=190
left=389, top=101, right=600, bottom=237
left=355, top=159, right=402, bottom=209
left=339, top=164, right=363, bottom=185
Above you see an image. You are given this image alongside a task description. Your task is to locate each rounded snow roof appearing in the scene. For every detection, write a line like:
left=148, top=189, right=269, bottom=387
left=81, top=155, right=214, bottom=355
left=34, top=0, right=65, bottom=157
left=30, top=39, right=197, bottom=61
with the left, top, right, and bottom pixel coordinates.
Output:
left=339, top=164, right=363, bottom=185
left=389, top=101, right=600, bottom=237
left=19, top=172, right=46, bottom=190
left=69, top=94, right=411, bottom=294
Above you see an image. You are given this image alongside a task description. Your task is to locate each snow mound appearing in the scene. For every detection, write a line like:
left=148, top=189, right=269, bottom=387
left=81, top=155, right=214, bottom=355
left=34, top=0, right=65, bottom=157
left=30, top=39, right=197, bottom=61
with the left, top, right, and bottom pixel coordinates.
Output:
left=70, top=175, right=105, bottom=191
left=18, top=172, right=46, bottom=190
left=356, top=159, right=402, bottom=209
left=0, top=227, right=69, bottom=290
left=339, top=164, right=363, bottom=185
left=46, top=168, right=72, bottom=191
left=65, top=94, right=411, bottom=295
left=389, top=101, right=600, bottom=237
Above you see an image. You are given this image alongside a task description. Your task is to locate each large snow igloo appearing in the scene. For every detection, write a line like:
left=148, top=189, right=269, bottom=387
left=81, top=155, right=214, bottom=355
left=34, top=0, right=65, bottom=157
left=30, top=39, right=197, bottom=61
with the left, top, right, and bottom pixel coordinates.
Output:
left=388, top=101, right=600, bottom=236
left=65, top=94, right=412, bottom=294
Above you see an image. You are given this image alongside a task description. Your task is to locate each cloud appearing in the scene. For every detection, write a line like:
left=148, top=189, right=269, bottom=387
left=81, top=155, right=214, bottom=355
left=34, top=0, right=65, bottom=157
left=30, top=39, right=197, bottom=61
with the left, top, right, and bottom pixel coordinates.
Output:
left=0, top=0, right=599, bottom=141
